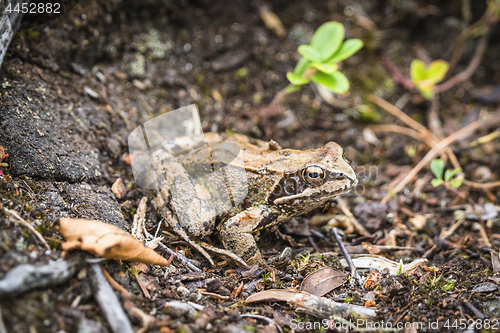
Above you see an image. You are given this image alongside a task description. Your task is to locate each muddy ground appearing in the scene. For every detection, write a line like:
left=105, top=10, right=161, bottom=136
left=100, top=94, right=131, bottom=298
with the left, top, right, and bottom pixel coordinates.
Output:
left=1, top=0, right=500, bottom=332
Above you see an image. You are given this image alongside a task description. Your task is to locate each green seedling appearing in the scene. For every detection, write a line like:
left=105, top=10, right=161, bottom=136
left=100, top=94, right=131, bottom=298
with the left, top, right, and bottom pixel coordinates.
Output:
left=430, top=159, right=464, bottom=198
left=287, top=21, right=364, bottom=94
left=262, top=271, right=272, bottom=283
left=430, top=159, right=462, bottom=188
left=410, top=59, right=449, bottom=99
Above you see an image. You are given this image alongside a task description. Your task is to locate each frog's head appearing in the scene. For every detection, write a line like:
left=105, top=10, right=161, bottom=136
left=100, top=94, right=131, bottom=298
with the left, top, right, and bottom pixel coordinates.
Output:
left=269, top=142, right=357, bottom=216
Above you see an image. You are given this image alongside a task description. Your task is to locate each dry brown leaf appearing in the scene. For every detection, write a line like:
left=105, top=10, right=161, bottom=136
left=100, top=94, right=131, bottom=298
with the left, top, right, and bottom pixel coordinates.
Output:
left=300, top=268, right=348, bottom=296
left=245, top=289, right=299, bottom=303
left=55, top=218, right=169, bottom=266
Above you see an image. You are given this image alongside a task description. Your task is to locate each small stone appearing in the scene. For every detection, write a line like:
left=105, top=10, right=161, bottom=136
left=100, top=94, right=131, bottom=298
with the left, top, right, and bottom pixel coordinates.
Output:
left=177, top=285, right=190, bottom=298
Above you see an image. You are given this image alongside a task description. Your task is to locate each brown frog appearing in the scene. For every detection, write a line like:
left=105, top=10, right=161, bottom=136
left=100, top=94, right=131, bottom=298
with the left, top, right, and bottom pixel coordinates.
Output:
left=152, top=133, right=357, bottom=266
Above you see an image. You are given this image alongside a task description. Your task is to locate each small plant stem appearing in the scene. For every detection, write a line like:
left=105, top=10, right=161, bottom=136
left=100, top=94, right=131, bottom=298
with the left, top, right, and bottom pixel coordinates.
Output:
left=4, top=208, right=50, bottom=250
left=382, top=119, right=483, bottom=203
left=260, top=68, right=315, bottom=125
left=260, top=84, right=292, bottom=122
left=331, top=227, right=364, bottom=288
left=442, top=181, right=466, bottom=199
left=380, top=53, right=415, bottom=90
left=434, top=28, right=491, bottom=93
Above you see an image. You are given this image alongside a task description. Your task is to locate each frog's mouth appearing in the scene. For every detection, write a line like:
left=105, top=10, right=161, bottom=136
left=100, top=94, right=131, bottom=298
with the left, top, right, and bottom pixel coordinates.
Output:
left=273, top=174, right=356, bottom=205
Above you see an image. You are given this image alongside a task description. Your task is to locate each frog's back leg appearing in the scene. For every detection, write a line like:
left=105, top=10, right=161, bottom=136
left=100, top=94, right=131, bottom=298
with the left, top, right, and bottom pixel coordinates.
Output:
left=154, top=194, right=215, bottom=267
left=153, top=150, right=217, bottom=238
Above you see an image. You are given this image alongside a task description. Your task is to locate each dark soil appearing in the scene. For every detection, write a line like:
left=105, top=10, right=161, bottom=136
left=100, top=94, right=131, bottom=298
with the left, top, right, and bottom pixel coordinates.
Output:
left=1, top=0, right=500, bottom=332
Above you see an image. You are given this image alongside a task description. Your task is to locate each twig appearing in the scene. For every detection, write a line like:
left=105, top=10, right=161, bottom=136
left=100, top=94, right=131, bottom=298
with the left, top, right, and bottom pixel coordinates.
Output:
left=370, top=124, right=428, bottom=143
left=369, top=95, right=461, bottom=169
left=89, top=263, right=134, bottom=333
left=331, top=227, right=364, bottom=288
left=477, top=215, right=492, bottom=247
left=434, top=28, right=491, bottom=93
left=423, top=217, right=464, bottom=258
left=369, top=95, right=435, bottom=141
left=241, top=314, right=284, bottom=333
left=337, top=198, right=369, bottom=236
left=307, top=235, right=321, bottom=252
left=146, top=231, right=201, bottom=272
left=135, top=272, right=151, bottom=299
left=100, top=264, right=130, bottom=297
left=382, top=120, right=482, bottom=203
left=4, top=208, right=50, bottom=250
left=463, top=179, right=500, bottom=190
left=463, top=301, right=485, bottom=319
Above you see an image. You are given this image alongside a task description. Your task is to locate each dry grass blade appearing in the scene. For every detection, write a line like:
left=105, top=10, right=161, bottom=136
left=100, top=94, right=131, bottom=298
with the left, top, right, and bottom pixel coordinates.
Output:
left=382, top=120, right=483, bottom=203
left=368, top=95, right=435, bottom=140
left=100, top=264, right=130, bottom=297
left=4, top=208, right=50, bottom=250
left=463, top=179, right=500, bottom=190
left=370, top=124, right=428, bottom=143
left=369, top=95, right=461, bottom=169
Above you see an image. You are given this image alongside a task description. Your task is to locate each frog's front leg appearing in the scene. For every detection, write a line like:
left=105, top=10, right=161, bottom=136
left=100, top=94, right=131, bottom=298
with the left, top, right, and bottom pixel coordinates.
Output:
left=219, top=206, right=279, bottom=265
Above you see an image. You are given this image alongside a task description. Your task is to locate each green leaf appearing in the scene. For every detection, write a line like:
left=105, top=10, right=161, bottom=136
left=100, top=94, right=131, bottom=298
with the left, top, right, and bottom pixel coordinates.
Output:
left=285, top=85, right=301, bottom=93
left=449, top=178, right=463, bottom=188
left=294, top=57, right=310, bottom=76
left=298, top=45, right=321, bottom=62
left=310, top=62, right=338, bottom=74
left=444, top=168, right=461, bottom=182
left=427, top=60, right=449, bottom=83
left=328, top=38, right=364, bottom=63
left=431, top=178, right=443, bottom=187
left=286, top=72, right=310, bottom=86
left=310, top=21, right=345, bottom=62
left=410, top=59, right=426, bottom=82
left=310, top=71, right=349, bottom=94
left=411, top=59, right=449, bottom=99
left=430, top=159, right=444, bottom=179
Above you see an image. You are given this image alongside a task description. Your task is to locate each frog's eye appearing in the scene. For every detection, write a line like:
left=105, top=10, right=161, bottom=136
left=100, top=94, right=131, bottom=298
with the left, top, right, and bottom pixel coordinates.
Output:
left=302, top=165, right=325, bottom=186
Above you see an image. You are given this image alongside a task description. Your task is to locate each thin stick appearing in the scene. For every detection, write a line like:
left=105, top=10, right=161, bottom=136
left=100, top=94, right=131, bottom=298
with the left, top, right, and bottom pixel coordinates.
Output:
left=89, top=264, right=134, bottom=333
left=434, top=28, right=490, bottom=93
left=100, top=264, right=130, bottom=297
left=463, top=179, right=500, bottom=190
left=463, top=301, right=486, bottom=319
left=135, top=272, right=151, bottom=299
left=146, top=231, right=201, bottom=272
left=369, top=95, right=461, bottom=169
left=382, top=120, right=482, bottom=203
left=331, top=227, right=364, bottom=288
left=370, top=124, right=428, bottom=143
left=369, top=95, right=436, bottom=141
left=4, top=208, right=50, bottom=250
